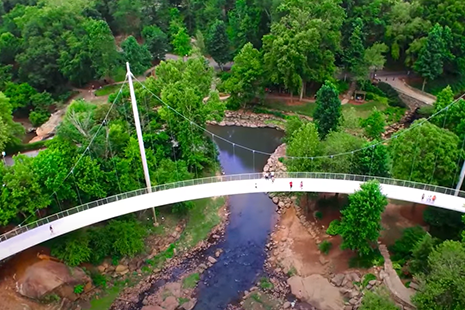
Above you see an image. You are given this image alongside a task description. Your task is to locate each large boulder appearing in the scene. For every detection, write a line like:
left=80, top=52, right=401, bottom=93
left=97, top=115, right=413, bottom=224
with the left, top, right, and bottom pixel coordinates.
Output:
left=288, top=275, right=344, bottom=310
left=17, top=260, right=91, bottom=301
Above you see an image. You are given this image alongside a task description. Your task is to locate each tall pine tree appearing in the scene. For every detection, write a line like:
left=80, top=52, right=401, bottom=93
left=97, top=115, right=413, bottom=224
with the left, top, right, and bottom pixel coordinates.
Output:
left=414, top=24, right=448, bottom=91
left=206, top=19, right=230, bottom=69
left=313, top=80, right=342, bottom=139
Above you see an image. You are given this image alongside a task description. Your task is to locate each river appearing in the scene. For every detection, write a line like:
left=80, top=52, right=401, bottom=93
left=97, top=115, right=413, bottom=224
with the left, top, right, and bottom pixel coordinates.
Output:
left=191, top=126, right=283, bottom=309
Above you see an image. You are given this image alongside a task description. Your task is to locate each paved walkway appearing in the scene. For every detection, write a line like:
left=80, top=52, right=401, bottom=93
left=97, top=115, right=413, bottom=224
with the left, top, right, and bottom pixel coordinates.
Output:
left=382, top=78, right=436, bottom=105
left=379, top=244, right=416, bottom=309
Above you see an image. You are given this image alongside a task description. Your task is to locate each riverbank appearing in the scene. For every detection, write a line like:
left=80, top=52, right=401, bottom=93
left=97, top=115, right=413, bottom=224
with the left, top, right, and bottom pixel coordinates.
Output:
left=237, top=143, right=420, bottom=310
left=96, top=196, right=230, bottom=310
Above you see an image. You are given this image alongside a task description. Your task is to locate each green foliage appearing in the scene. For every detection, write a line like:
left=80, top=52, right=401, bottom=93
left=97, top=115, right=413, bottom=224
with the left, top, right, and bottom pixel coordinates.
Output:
left=315, top=211, right=323, bottom=219
left=360, top=287, right=400, bottom=310
left=352, top=142, right=391, bottom=177
left=390, top=226, right=426, bottom=262
left=252, top=107, right=285, bottom=119
left=345, top=18, right=367, bottom=80
left=320, top=131, right=365, bottom=173
left=121, top=36, right=152, bottom=76
left=91, top=273, right=107, bottom=288
left=313, top=81, right=342, bottom=139
left=340, top=180, right=388, bottom=256
left=29, top=110, right=50, bottom=127
left=326, top=220, right=341, bottom=236
left=182, top=273, right=200, bottom=289
left=432, top=86, right=465, bottom=140
left=206, top=19, right=230, bottom=68
left=51, top=231, right=91, bottom=266
left=389, top=120, right=461, bottom=187
left=362, top=273, right=377, bottom=288
left=0, top=92, right=24, bottom=152
left=318, top=240, right=332, bottom=255
left=423, top=207, right=464, bottom=240
left=73, top=284, right=84, bottom=294
left=349, top=249, right=385, bottom=269
left=106, top=218, right=147, bottom=257
left=286, top=122, right=321, bottom=172
left=258, top=277, right=274, bottom=290
left=409, top=233, right=440, bottom=275
left=414, top=24, right=451, bottom=91
left=360, top=108, right=385, bottom=140
left=225, top=43, right=263, bottom=107
left=142, top=25, right=169, bottom=60
left=412, top=241, right=465, bottom=310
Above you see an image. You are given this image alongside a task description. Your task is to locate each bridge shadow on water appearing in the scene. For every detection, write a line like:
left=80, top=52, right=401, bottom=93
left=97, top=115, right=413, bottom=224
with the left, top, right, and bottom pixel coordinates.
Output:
left=191, top=126, right=283, bottom=309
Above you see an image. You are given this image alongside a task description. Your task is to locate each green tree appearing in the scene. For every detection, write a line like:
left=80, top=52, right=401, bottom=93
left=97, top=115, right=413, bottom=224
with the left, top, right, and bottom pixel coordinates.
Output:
left=0, top=155, right=51, bottom=225
left=364, top=43, right=389, bottom=75
left=0, top=32, right=20, bottom=64
left=432, top=86, right=465, bottom=140
left=224, top=43, right=263, bottom=108
left=313, top=81, right=342, bottom=139
left=106, top=218, right=147, bottom=257
left=0, top=92, right=24, bottom=152
left=286, top=122, right=321, bottom=172
left=142, top=25, right=169, bottom=60
left=51, top=231, right=91, bottom=266
left=171, top=26, right=191, bottom=57
left=412, top=241, right=465, bottom=310
left=409, top=233, right=440, bottom=275
left=352, top=142, right=390, bottom=177
left=344, top=18, right=366, bottom=80
left=360, top=108, right=385, bottom=140
left=284, top=115, right=305, bottom=142
left=389, top=120, right=460, bottom=186
left=110, top=0, right=142, bottom=34
left=262, top=0, right=344, bottom=100
left=340, top=180, right=388, bottom=256
left=4, top=82, right=37, bottom=111
left=414, top=24, right=450, bottom=91
left=206, top=19, right=230, bottom=69
left=320, top=131, right=364, bottom=173
left=228, top=0, right=261, bottom=49
left=121, top=36, right=152, bottom=75
left=423, top=207, right=464, bottom=240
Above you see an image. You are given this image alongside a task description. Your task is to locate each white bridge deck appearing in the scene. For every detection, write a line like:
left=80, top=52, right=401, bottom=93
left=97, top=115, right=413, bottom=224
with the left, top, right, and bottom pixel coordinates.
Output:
left=1, top=173, right=464, bottom=260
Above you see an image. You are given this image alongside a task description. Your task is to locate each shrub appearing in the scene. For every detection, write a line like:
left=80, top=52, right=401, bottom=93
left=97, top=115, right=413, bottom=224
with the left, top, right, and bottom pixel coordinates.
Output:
left=73, top=284, right=84, bottom=294
left=390, top=226, right=426, bottom=261
left=91, top=273, right=107, bottom=288
left=318, top=240, right=333, bottom=255
left=349, top=249, right=384, bottom=268
left=376, top=82, right=406, bottom=108
left=315, top=211, right=323, bottom=219
left=359, top=287, right=400, bottom=310
left=326, top=220, right=341, bottom=236
left=362, top=273, right=377, bottom=287
left=336, top=80, right=350, bottom=94
left=252, top=106, right=286, bottom=118
left=50, top=231, right=91, bottom=266
left=287, top=266, right=297, bottom=277
left=29, top=110, right=50, bottom=127
left=106, top=218, right=147, bottom=257
left=383, top=107, right=405, bottom=123
left=258, top=277, right=274, bottom=290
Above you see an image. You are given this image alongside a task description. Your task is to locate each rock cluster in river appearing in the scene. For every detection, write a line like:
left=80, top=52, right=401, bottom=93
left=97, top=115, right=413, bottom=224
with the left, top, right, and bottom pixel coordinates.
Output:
left=207, top=110, right=285, bottom=130
left=381, top=109, right=416, bottom=139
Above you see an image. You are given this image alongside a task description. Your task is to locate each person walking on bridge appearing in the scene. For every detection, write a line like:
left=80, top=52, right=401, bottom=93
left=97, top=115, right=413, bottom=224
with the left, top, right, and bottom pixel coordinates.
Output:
left=49, top=225, right=54, bottom=235
left=300, top=181, right=303, bottom=190
left=290, top=181, right=293, bottom=190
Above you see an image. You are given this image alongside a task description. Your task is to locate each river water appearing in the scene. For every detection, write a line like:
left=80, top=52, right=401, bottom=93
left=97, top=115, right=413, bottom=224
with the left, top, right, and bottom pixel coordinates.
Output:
left=191, top=126, right=284, bottom=309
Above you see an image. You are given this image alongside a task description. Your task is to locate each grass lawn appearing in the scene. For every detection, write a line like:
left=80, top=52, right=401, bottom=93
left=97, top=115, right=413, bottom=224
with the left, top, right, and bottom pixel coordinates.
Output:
left=262, top=99, right=388, bottom=119
left=95, top=84, right=123, bottom=97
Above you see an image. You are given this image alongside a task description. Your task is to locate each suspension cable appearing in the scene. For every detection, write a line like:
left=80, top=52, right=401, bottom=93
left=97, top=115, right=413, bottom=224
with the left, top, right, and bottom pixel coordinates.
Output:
left=133, top=76, right=465, bottom=160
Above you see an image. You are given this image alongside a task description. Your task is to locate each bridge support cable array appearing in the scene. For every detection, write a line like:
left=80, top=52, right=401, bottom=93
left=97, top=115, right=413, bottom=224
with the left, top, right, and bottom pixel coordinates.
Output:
left=1, top=172, right=465, bottom=261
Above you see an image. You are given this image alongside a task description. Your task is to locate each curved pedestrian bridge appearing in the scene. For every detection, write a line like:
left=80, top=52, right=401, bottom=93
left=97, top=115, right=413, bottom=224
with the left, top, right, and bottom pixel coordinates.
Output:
left=1, top=172, right=464, bottom=261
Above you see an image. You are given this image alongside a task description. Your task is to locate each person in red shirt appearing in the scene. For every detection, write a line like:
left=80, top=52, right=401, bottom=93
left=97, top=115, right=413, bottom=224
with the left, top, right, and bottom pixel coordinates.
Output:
left=290, top=181, right=293, bottom=189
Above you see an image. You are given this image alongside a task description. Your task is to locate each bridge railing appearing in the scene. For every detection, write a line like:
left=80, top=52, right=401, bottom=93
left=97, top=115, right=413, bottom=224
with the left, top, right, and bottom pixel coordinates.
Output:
left=1, top=172, right=463, bottom=242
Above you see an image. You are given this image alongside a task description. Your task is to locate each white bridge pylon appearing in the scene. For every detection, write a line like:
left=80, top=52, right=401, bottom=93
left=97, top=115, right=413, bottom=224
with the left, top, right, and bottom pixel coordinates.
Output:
left=1, top=173, right=464, bottom=261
